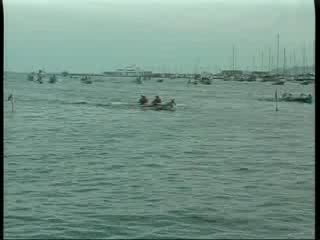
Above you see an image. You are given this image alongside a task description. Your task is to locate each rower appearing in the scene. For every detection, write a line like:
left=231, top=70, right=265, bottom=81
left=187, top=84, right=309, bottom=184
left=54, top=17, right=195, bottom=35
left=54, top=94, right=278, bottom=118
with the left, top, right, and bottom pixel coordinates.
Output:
left=151, top=96, right=162, bottom=105
left=139, top=95, right=148, bottom=105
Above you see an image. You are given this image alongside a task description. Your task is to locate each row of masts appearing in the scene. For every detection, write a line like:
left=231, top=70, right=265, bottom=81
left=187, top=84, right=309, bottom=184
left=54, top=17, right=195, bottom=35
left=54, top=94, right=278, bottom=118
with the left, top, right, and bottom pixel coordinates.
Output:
left=230, top=34, right=314, bottom=74
left=151, top=35, right=314, bottom=75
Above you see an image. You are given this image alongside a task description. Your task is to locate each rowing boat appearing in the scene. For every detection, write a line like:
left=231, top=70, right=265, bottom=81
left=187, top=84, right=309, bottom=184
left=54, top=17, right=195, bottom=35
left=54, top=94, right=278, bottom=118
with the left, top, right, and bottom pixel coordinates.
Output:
left=141, top=103, right=176, bottom=111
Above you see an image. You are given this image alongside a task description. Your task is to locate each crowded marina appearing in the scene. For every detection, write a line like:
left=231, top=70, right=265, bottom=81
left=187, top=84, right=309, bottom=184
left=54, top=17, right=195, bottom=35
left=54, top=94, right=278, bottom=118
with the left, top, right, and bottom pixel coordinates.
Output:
left=24, top=64, right=314, bottom=107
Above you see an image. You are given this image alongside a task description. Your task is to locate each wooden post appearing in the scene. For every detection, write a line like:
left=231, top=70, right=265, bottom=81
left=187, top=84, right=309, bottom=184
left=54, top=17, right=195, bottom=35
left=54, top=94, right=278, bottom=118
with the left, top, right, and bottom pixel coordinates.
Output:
left=8, top=94, right=15, bottom=112
left=275, top=90, right=279, bottom=112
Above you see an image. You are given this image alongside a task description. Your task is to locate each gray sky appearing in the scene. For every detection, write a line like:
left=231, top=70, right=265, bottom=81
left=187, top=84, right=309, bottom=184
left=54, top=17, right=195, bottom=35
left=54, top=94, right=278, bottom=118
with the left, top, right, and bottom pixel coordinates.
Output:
left=4, top=0, right=315, bottom=73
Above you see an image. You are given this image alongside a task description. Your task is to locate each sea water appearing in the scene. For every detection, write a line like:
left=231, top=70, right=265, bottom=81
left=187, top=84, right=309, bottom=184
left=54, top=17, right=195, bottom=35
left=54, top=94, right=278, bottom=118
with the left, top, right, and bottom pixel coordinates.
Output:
left=4, top=72, right=314, bottom=239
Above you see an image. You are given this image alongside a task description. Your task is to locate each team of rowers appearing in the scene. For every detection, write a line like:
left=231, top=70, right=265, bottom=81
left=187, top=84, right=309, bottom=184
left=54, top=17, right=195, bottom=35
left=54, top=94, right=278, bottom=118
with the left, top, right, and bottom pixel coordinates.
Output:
left=139, top=95, right=176, bottom=107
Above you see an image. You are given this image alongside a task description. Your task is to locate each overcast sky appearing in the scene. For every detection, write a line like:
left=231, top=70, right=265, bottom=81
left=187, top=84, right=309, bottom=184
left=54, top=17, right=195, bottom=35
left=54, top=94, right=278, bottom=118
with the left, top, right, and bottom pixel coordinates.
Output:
left=4, top=0, right=315, bottom=73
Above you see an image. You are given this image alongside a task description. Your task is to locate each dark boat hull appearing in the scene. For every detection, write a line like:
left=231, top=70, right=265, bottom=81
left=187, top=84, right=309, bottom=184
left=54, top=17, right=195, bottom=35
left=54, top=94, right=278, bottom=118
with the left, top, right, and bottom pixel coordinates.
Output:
left=280, top=97, right=312, bottom=104
left=141, top=104, right=176, bottom=111
left=272, top=81, right=285, bottom=85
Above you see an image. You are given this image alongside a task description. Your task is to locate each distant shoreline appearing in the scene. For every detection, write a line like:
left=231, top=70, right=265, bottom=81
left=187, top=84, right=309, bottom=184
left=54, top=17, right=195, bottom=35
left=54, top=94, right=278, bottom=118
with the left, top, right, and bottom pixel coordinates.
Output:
left=4, top=65, right=315, bottom=76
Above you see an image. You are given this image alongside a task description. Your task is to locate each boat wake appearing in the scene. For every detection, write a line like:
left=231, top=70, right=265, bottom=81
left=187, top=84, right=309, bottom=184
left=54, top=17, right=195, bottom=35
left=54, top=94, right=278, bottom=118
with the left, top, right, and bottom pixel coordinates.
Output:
left=69, top=101, right=142, bottom=109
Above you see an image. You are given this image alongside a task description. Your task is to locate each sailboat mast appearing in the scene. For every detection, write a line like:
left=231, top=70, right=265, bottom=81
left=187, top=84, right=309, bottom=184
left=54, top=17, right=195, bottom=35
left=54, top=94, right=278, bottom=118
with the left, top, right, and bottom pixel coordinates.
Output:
left=261, top=50, right=264, bottom=71
left=234, top=46, right=238, bottom=70
left=303, top=43, right=306, bottom=74
left=293, top=50, right=297, bottom=74
left=232, top=45, right=235, bottom=71
left=305, top=44, right=308, bottom=73
left=268, top=47, right=271, bottom=72
left=283, top=48, right=286, bottom=74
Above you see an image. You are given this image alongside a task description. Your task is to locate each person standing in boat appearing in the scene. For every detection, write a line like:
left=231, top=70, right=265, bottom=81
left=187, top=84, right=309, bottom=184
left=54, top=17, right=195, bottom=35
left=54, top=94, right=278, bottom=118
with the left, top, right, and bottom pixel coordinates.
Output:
left=139, top=95, right=148, bottom=105
left=151, top=96, right=162, bottom=106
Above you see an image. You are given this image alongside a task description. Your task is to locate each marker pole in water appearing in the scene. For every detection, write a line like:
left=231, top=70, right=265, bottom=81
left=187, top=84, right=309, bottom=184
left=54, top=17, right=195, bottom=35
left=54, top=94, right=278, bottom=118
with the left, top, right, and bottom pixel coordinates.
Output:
left=275, top=90, right=278, bottom=111
left=8, top=94, right=15, bottom=112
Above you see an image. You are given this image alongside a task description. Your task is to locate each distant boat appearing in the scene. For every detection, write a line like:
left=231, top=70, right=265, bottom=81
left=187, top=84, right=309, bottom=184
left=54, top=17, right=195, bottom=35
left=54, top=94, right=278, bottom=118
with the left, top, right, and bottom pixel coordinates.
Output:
left=280, top=93, right=312, bottom=104
left=199, top=77, right=212, bottom=85
left=81, top=76, right=92, bottom=84
left=82, top=80, right=93, bottom=84
left=300, top=81, right=310, bottom=85
left=261, top=74, right=278, bottom=82
left=62, top=71, right=69, bottom=77
left=246, top=76, right=256, bottom=82
left=294, top=73, right=314, bottom=82
left=212, top=74, right=224, bottom=80
left=187, top=79, right=198, bottom=85
left=199, top=72, right=212, bottom=85
left=36, top=75, right=43, bottom=84
left=157, top=79, right=164, bottom=82
left=27, top=74, right=34, bottom=81
left=135, top=76, right=143, bottom=84
left=48, top=75, right=57, bottom=83
left=272, top=81, right=285, bottom=85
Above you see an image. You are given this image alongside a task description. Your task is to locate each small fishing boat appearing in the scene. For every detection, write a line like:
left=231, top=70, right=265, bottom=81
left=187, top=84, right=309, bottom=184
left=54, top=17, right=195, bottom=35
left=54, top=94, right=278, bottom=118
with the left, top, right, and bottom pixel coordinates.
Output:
left=135, top=76, right=143, bottom=84
left=83, top=80, right=93, bottom=84
left=280, top=93, right=312, bottom=104
left=81, top=76, right=92, bottom=84
left=300, top=81, right=311, bottom=85
left=36, top=76, right=43, bottom=84
left=157, top=79, right=164, bottom=82
left=261, top=75, right=276, bottom=82
left=62, top=71, right=69, bottom=77
left=294, top=73, right=315, bottom=82
left=199, top=77, right=212, bottom=85
left=246, top=76, right=256, bottom=82
left=187, top=79, right=198, bottom=85
left=27, top=74, right=34, bottom=81
left=49, top=75, right=57, bottom=83
left=272, top=80, right=285, bottom=85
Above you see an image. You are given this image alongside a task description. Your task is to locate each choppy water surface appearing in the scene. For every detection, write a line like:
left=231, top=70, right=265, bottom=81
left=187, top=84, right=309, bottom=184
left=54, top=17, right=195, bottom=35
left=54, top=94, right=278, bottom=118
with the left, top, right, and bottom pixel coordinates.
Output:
left=4, top=72, right=314, bottom=239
